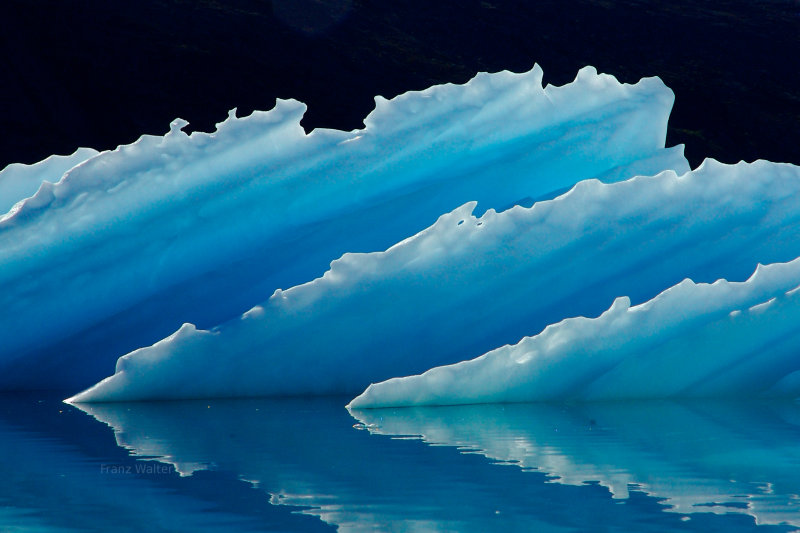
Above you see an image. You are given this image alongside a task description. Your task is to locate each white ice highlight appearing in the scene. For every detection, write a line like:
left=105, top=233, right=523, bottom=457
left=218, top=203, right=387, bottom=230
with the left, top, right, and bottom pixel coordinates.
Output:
left=0, top=147, right=98, bottom=215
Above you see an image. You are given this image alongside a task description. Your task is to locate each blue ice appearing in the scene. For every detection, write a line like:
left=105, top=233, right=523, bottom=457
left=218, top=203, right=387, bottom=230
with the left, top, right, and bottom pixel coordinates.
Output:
left=0, top=65, right=683, bottom=391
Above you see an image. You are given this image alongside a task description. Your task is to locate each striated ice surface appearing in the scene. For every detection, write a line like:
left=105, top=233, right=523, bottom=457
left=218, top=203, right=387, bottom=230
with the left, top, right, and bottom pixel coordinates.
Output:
left=349, top=257, right=800, bottom=407
left=0, top=65, right=684, bottom=391
left=69, top=160, right=800, bottom=402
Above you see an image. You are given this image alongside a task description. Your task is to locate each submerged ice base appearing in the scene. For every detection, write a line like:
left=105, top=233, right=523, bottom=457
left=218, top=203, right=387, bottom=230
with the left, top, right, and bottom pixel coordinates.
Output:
left=0, top=65, right=684, bottom=391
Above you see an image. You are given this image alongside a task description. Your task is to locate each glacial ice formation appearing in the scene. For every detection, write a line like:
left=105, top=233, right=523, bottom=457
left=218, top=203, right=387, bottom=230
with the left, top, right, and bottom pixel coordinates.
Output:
left=0, top=65, right=683, bottom=390
left=69, top=160, right=800, bottom=403
left=349, top=257, right=800, bottom=407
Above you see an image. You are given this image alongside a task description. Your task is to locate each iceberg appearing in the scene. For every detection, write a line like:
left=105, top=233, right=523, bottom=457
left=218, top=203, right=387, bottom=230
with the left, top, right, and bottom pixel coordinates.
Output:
left=70, top=160, right=800, bottom=403
left=0, top=65, right=684, bottom=391
left=349, top=257, right=800, bottom=407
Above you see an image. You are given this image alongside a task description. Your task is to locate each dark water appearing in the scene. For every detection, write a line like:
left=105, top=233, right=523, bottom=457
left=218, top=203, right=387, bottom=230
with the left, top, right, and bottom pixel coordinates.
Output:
left=2, top=394, right=799, bottom=532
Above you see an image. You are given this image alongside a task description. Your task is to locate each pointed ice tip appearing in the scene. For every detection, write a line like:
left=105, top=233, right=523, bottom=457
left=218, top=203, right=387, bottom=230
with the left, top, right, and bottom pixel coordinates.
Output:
left=64, top=391, right=85, bottom=404
left=168, top=118, right=189, bottom=135
left=750, top=262, right=766, bottom=280
left=610, top=296, right=631, bottom=312
left=346, top=397, right=363, bottom=410
left=269, top=99, right=308, bottom=122
left=347, top=384, right=375, bottom=410
left=373, top=94, right=388, bottom=108
left=460, top=200, right=479, bottom=215
left=576, top=65, right=599, bottom=80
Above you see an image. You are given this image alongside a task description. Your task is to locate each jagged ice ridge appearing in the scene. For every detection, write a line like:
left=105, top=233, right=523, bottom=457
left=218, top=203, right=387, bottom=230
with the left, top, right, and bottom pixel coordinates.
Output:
left=4, top=62, right=799, bottom=405
left=69, top=160, right=800, bottom=402
left=349, top=257, right=800, bottom=407
left=0, top=65, right=683, bottom=391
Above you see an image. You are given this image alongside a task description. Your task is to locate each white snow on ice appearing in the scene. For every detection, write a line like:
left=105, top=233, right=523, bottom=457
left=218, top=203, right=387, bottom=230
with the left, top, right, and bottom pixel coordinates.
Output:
left=0, top=147, right=98, bottom=214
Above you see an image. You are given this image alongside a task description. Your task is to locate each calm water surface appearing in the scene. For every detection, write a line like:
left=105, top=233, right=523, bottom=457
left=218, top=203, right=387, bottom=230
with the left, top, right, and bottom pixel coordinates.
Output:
left=1, top=394, right=799, bottom=532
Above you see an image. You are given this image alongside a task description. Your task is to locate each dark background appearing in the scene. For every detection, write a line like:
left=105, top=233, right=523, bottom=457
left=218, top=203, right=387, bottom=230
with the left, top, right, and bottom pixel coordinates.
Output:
left=0, top=0, right=798, bottom=170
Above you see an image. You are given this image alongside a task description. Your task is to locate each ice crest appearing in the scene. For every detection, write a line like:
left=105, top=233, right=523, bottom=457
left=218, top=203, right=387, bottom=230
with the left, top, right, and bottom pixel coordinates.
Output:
left=68, top=160, right=800, bottom=403
left=0, top=64, right=685, bottom=391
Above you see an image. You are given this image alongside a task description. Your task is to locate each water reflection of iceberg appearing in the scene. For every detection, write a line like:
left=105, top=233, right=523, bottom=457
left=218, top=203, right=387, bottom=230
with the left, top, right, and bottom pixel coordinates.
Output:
left=0, top=395, right=310, bottom=533
left=80, top=398, right=565, bottom=532
left=75, top=398, right=800, bottom=531
left=352, top=401, right=800, bottom=528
